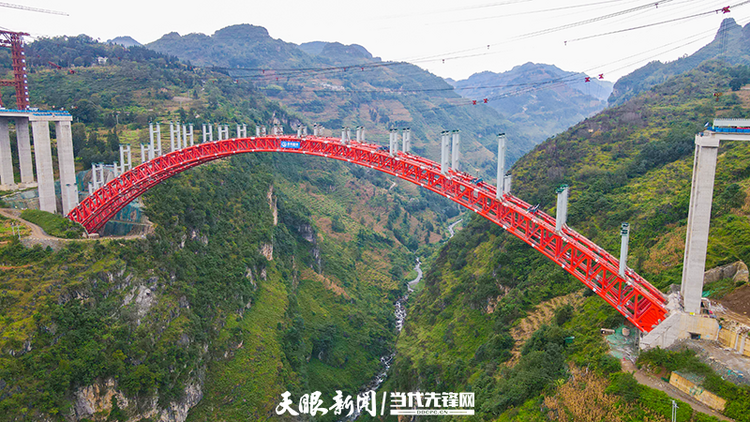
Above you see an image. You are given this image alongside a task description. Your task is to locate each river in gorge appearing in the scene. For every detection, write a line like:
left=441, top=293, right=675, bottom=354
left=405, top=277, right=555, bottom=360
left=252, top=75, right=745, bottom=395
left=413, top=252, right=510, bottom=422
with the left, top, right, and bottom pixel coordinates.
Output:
left=343, top=258, right=423, bottom=421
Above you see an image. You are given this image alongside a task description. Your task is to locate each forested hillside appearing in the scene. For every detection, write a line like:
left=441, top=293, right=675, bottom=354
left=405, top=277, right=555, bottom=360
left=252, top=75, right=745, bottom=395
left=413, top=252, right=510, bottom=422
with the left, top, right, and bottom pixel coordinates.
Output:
left=0, top=36, right=456, bottom=421
left=384, top=60, right=750, bottom=421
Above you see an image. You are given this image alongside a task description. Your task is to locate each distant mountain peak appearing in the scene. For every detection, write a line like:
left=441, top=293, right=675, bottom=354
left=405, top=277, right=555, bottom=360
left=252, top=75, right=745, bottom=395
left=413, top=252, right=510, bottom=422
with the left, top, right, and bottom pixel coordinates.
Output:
left=213, top=24, right=271, bottom=40
left=147, top=24, right=307, bottom=69
left=451, top=62, right=613, bottom=145
left=717, top=17, right=740, bottom=37
left=298, top=41, right=372, bottom=60
left=107, top=36, right=142, bottom=48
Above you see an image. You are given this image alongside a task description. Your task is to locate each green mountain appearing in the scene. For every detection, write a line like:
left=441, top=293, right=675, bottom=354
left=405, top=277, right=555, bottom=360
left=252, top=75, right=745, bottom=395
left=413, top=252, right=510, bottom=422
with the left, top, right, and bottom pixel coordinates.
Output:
left=147, top=24, right=535, bottom=174
left=451, top=62, right=613, bottom=145
left=0, top=35, right=454, bottom=421
left=107, top=36, right=142, bottom=48
left=609, top=18, right=750, bottom=106
left=386, top=59, right=750, bottom=421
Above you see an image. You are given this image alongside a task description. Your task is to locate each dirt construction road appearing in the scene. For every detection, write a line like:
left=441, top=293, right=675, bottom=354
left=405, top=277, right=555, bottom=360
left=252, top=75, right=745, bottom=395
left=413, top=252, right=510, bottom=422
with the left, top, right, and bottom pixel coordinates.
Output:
left=0, top=208, right=146, bottom=243
left=622, top=361, right=733, bottom=421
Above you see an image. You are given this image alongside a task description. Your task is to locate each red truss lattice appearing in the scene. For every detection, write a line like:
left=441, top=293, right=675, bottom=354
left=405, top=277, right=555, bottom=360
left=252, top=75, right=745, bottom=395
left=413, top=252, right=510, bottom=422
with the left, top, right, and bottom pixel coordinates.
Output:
left=0, top=30, right=30, bottom=110
left=68, top=135, right=668, bottom=332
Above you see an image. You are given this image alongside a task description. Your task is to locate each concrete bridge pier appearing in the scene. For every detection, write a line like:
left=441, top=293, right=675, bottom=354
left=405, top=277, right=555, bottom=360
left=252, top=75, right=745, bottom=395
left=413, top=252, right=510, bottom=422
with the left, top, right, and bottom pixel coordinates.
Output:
left=496, top=133, right=507, bottom=199
left=555, top=184, right=569, bottom=233
left=0, top=119, right=14, bottom=188
left=440, top=131, right=450, bottom=175
left=203, top=123, right=213, bottom=143
left=402, top=128, right=410, bottom=152
left=503, top=174, right=512, bottom=194
left=1, top=117, right=36, bottom=188
left=149, top=123, right=161, bottom=159
left=681, top=132, right=723, bottom=315
left=119, top=144, right=132, bottom=174
left=313, top=124, right=320, bottom=136
left=53, top=120, right=78, bottom=215
left=389, top=129, right=399, bottom=156
left=619, top=223, right=630, bottom=277
left=186, top=124, right=194, bottom=146
left=15, top=117, right=33, bottom=185
left=31, top=120, right=55, bottom=213
left=170, top=122, right=179, bottom=151
left=451, top=130, right=460, bottom=171
left=89, top=163, right=105, bottom=193
left=237, top=124, right=247, bottom=138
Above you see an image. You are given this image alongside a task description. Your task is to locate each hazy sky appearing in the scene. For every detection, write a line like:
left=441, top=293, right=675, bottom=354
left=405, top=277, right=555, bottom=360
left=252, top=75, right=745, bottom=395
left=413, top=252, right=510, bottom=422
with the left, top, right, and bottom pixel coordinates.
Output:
left=2, top=0, right=747, bottom=82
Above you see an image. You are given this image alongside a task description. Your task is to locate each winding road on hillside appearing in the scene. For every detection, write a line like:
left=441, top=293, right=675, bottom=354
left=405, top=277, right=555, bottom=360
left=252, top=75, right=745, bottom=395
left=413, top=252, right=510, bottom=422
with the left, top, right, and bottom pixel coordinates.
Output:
left=0, top=208, right=58, bottom=240
left=0, top=208, right=146, bottom=243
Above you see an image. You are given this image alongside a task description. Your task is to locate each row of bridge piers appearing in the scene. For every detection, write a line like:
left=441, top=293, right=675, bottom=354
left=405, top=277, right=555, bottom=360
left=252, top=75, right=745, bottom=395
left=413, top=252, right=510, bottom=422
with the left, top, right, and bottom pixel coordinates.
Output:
left=0, top=109, right=78, bottom=215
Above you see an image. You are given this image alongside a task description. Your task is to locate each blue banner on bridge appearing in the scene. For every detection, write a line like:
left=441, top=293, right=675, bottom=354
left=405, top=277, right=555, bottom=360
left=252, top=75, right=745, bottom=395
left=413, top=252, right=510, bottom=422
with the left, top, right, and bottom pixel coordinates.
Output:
left=280, top=141, right=301, bottom=149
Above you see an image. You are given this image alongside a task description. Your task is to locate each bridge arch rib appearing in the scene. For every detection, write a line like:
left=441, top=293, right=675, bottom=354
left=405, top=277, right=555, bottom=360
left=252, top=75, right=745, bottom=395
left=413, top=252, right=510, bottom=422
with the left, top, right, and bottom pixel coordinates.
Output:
left=68, top=135, right=668, bottom=332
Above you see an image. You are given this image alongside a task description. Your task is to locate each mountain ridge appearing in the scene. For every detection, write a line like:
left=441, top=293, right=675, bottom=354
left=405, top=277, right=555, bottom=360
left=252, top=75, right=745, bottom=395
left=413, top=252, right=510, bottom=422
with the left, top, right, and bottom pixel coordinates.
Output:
left=147, top=23, right=537, bottom=178
left=451, top=61, right=613, bottom=145
left=608, top=18, right=750, bottom=106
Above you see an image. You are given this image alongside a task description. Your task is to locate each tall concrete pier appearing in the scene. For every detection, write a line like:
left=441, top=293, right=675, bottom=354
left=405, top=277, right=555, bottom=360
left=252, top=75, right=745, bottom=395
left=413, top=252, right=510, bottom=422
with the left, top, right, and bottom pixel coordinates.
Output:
left=451, top=130, right=460, bottom=171
left=0, top=109, right=77, bottom=214
left=55, top=120, right=77, bottom=215
left=682, top=120, right=750, bottom=314
left=496, top=133, right=507, bottom=199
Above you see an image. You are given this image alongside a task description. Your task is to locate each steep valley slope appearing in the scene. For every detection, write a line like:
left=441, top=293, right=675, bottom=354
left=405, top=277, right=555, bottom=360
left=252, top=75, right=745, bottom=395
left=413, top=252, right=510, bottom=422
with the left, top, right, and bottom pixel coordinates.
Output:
left=383, top=60, right=750, bottom=422
left=0, top=37, right=457, bottom=422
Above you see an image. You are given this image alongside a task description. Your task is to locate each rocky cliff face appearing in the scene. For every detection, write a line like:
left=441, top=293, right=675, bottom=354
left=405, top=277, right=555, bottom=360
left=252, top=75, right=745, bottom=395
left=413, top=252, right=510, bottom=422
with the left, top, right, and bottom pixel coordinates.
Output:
left=71, top=377, right=203, bottom=422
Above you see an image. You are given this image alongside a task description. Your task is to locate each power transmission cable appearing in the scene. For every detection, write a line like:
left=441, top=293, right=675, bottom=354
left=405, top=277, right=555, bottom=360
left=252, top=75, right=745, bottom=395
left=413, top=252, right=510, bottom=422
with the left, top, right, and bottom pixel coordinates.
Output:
left=419, top=0, right=653, bottom=27
left=374, top=0, right=533, bottom=21
left=0, top=2, right=67, bottom=16
left=391, top=0, right=683, bottom=65
left=214, top=0, right=693, bottom=80
left=564, top=1, right=750, bottom=43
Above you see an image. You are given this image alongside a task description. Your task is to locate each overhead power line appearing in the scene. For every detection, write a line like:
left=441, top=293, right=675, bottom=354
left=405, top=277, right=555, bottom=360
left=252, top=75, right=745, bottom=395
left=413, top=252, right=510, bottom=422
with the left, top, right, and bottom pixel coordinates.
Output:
left=0, top=2, right=68, bottom=16
left=565, top=0, right=750, bottom=43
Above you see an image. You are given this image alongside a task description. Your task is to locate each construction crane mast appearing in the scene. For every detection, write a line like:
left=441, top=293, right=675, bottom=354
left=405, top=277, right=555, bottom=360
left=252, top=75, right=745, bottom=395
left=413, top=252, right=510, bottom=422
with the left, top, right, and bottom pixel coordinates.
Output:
left=0, top=30, right=30, bottom=109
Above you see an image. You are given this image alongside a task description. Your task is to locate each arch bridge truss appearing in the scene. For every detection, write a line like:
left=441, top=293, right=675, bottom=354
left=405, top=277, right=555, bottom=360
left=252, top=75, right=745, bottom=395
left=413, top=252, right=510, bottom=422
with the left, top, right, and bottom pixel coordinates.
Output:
left=67, top=135, right=668, bottom=332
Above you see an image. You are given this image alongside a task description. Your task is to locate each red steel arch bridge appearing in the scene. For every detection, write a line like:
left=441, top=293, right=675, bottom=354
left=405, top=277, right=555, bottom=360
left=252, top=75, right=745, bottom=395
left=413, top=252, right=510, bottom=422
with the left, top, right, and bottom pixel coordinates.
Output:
left=67, top=134, right=668, bottom=332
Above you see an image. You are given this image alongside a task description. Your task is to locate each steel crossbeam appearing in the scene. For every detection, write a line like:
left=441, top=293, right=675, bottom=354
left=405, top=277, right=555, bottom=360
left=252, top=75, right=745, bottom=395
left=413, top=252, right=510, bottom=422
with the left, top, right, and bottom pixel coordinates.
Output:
left=68, top=135, right=667, bottom=331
